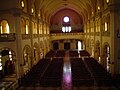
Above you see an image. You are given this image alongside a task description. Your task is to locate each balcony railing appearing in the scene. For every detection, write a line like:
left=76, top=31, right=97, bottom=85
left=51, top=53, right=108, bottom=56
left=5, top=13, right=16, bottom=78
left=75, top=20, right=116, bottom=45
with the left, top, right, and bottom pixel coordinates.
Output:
left=50, top=32, right=84, bottom=40
left=33, top=34, right=38, bottom=38
left=50, top=32, right=84, bottom=36
left=22, top=34, right=31, bottom=39
left=0, top=33, right=16, bottom=42
left=102, top=31, right=110, bottom=36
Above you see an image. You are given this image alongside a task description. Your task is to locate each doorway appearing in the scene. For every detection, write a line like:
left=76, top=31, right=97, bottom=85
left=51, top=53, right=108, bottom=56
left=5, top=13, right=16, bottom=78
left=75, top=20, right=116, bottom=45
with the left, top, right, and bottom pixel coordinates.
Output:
left=103, top=44, right=110, bottom=72
left=0, top=49, right=15, bottom=77
left=53, top=42, right=59, bottom=50
left=77, top=41, right=82, bottom=51
left=64, top=42, right=70, bottom=50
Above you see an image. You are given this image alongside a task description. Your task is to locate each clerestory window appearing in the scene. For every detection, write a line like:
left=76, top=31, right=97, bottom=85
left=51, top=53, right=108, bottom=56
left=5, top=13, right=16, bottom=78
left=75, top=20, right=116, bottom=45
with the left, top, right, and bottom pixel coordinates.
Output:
left=62, top=16, right=71, bottom=33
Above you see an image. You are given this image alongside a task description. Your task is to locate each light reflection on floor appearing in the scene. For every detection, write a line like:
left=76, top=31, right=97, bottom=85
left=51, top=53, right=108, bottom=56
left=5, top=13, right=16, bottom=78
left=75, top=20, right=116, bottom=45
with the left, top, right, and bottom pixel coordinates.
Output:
left=62, top=51, right=72, bottom=90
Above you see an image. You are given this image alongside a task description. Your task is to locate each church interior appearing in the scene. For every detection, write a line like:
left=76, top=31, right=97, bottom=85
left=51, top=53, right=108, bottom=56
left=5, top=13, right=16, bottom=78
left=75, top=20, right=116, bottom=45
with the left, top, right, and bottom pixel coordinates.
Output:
left=0, top=0, right=120, bottom=90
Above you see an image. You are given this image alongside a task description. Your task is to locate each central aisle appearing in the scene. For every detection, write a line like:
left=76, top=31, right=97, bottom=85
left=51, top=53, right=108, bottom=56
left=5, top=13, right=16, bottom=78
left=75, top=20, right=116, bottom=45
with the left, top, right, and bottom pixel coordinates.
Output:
left=62, top=51, right=72, bottom=90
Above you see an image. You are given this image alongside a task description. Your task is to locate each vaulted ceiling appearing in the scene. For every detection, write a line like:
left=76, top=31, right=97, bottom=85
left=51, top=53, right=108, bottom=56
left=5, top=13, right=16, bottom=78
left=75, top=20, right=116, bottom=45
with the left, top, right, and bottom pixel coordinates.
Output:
left=34, top=0, right=97, bottom=23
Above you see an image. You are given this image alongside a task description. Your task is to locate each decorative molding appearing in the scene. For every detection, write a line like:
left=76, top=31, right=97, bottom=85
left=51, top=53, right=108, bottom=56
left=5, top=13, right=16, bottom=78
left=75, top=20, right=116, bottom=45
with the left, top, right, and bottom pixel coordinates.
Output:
left=0, top=33, right=16, bottom=42
left=102, top=31, right=110, bottom=36
left=33, top=34, right=38, bottom=38
left=95, top=32, right=100, bottom=36
left=22, top=34, right=30, bottom=39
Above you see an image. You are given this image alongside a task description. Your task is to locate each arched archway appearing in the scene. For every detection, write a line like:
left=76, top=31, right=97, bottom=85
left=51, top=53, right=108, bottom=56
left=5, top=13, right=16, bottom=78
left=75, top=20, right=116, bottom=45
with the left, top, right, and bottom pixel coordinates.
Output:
left=64, top=42, right=70, bottom=50
left=0, top=20, right=10, bottom=34
left=102, top=42, right=110, bottom=72
left=53, top=42, right=59, bottom=50
left=76, top=40, right=83, bottom=51
left=0, top=47, right=16, bottom=79
left=94, top=40, right=100, bottom=61
left=33, top=42, right=40, bottom=64
left=23, top=45, right=32, bottom=73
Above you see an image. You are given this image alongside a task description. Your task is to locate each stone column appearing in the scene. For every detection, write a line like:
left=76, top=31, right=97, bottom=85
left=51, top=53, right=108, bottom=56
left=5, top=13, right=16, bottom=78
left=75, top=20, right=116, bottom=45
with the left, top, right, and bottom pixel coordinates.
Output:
left=71, top=41, right=76, bottom=50
left=14, top=15, right=23, bottom=78
left=110, top=8, right=119, bottom=75
left=30, top=16, right=34, bottom=67
left=37, top=19, right=40, bottom=60
left=99, top=13, right=103, bottom=64
left=92, top=17, right=96, bottom=57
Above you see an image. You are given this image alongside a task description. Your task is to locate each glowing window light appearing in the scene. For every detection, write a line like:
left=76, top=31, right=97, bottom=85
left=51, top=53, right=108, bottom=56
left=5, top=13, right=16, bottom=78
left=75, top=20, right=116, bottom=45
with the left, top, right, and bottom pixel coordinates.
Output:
left=62, top=27, right=65, bottom=32
left=62, top=26, right=72, bottom=32
left=105, top=22, right=107, bottom=31
left=31, top=8, right=34, bottom=14
left=0, top=26, right=2, bottom=34
left=106, top=0, right=110, bottom=3
left=21, top=0, right=25, bottom=8
left=0, top=66, right=2, bottom=70
left=65, top=26, right=69, bottom=32
left=26, top=25, right=29, bottom=34
left=6, top=23, right=10, bottom=34
left=69, top=26, right=71, bottom=32
left=98, top=6, right=100, bottom=10
left=10, top=58, right=12, bottom=61
left=68, top=26, right=71, bottom=32
left=63, top=16, right=69, bottom=23
left=1, top=20, right=10, bottom=34
left=9, top=55, right=12, bottom=58
left=0, top=62, right=2, bottom=70
left=78, top=41, right=82, bottom=51
left=9, top=51, right=12, bottom=54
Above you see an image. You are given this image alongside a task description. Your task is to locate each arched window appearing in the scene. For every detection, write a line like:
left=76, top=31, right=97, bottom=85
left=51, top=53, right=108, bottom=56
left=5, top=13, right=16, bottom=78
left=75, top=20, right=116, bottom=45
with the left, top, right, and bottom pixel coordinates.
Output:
left=62, top=16, right=71, bottom=32
left=104, top=14, right=110, bottom=32
left=32, top=22, right=37, bottom=34
left=106, top=0, right=110, bottom=4
left=21, top=18, right=26, bottom=34
left=26, top=20, right=29, bottom=34
left=21, top=0, right=25, bottom=8
left=95, top=19, right=100, bottom=32
left=34, top=23, right=37, bottom=34
left=0, top=20, right=10, bottom=34
left=0, top=48, right=16, bottom=75
left=63, top=16, right=70, bottom=23
left=105, top=21, right=108, bottom=31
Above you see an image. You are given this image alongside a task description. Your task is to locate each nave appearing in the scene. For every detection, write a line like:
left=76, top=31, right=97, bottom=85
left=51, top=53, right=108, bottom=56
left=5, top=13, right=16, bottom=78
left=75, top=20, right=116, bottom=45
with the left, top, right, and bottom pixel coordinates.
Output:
left=17, top=50, right=118, bottom=90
